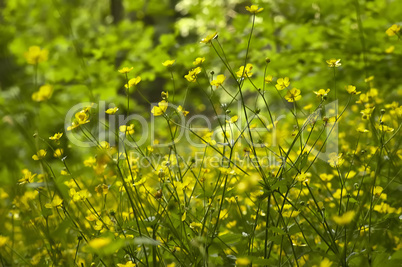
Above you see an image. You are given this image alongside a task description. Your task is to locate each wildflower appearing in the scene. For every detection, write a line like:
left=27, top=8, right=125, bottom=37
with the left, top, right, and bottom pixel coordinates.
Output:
left=314, top=89, right=330, bottom=98
left=200, top=32, right=218, bottom=44
left=360, top=107, right=375, bottom=120
left=177, top=105, right=189, bottom=116
left=236, top=64, right=253, bottom=78
left=53, top=148, right=64, bottom=158
left=193, top=57, right=205, bottom=65
left=125, top=76, right=141, bottom=88
left=357, top=127, right=369, bottom=133
left=24, top=46, right=48, bottom=65
left=385, top=45, right=395, bottom=54
left=210, top=74, right=226, bottom=88
left=32, top=84, right=53, bottom=102
left=32, top=149, right=47, bottom=160
left=117, top=261, right=136, bottom=267
left=67, top=110, right=90, bottom=131
left=275, top=77, right=290, bottom=90
left=119, top=124, right=135, bottom=135
left=320, top=258, right=333, bottom=267
left=49, top=132, right=63, bottom=141
left=332, top=211, right=355, bottom=225
left=0, top=236, right=9, bottom=247
left=181, top=211, right=186, bottom=221
left=296, top=172, right=311, bottom=183
left=328, top=153, right=344, bottom=168
left=151, top=100, right=168, bottom=116
left=161, top=91, right=168, bottom=100
left=378, top=124, right=394, bottom=132
left=88, top=237, right=112, bottom=249
left=184, top=67, right=201, bottom=82
left=100, top=141, right=110, bottom=149
left=345, top=85, right=361, bottom=95
left=106, top=107, right=118, bottom=114
left=69, top=188, right=88, bottom=202
left=45, top=195, right=63, bottom=208
left=18, top=169, right=37, bottom=185
left=95, top=184, right=109, bottom=196
left=226, top=115, right=238, bottom=123
left=284, top=88, right=302, bottom=102
left=236, top=257, right=251, bottom=266
left=326, top=58, right=341, bottom=67
left=264, top=75, right=273, bottom=83
left=118, top=67, right=133, bottom=74
left=162, top=59, right=175, bottom=67
left=386, top=24, right=400, bottom=37
left=245, top=5, right=264, bottom=14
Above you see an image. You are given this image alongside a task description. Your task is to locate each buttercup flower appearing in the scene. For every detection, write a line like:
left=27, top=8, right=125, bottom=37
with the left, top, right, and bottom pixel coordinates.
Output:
left=119, top=124, right=135, bottom=135
left=162, top=59, right=175, bottom=67
left=193, top=57, right=205, bottom=65
left=326, top=58, right=341, bottom=67
left=106, top=107, right=118, bottom=114
left=49, top=132, right=63, bottom=141
left=184, top=67, right=201, bottom=82
left=275, top=77, right=290, bottom=90
left=118, top=67, right=133, bottom=74
left=125, top=77, right=141, bottom=88
left=177, top=105, right=189, bottom=116
left=314, top=89, right=330, bottom=98
left=332, top=211, right=355, bottom=225
left=236, top=64, right=253, bottom=78
left=200, top=32, right=218, bottom=44
left=24, top=46, right=48, bottom=65
left=386, top=24, right=400, bottom=37
left=328, top=152, right=344, bottom=168
left=32, top=149, right=47, bottom=160
left=264, top=75, right=273, bottom=83
left=151, top=100, right=168, bottom=116
left=32, top=85, right=53, bottom=102
left=53, top=148, right=64, bottom=158
left=345, top=85, right=361, bottom=95
left=245, top=5, right=264, bottom=14
left=284, top=88, right=301, bottom=102
left=210, top=74, right=226, bottom=88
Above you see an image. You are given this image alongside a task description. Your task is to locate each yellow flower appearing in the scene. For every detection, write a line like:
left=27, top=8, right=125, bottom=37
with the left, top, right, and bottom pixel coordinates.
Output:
left=345, top=85, right=361, bottom=95
left=151, top=100, right=168, bottom=116
left=162, top=59, right=175, bottom=67
left=67, top=110, right=91, bottom=131
left=0, top=236, right=9, bottom=247
left=88, top=237, right=112, bottom=249
left=284, top=88, right=301, bottom=102
left=118, top=67, right=133, bottom=74
left=24, top=46, right=48, bottom=65
left=200, top=32, right=218, bottom=44
left=386, top=24, right=400, bottom=37
left=117, top=260, right=136, bottom=267
left=119, top=124, right=135, bottom=135
left=32, top=84, right=53, bottom=102
left=326, top=58, right=341, bottom=67
left=193, top=57, right=205, bottom=65
left=177, top=105, right=189, bottom=116
left=226, top=115, right=238, bottom=124
left=314, top=89, right=330, bottom=97
left=49, top=132, right=63, bottom=141
left=385, top=45, right=395, bottom=54
left=379, top=124, right=394, bottom=132
left=264, top=75, right=273, bottom=83
left=356, top=127, right=369, bottom=133
left=332, top=211, right=355, bottom=225
left=328, top=153, right=344, bottom=168
left=32, top=149, right=47, bottom=160
left=236, top=63, right=253, bottom=78
left=106, top=107, right=118, bottom=114
left=45, top=195, right=63, bottom=208
left=161, top=91, right=169, bottom=99
left=210, top=74, right=226, bottom=88
left=236, top=257, right=251, bottom=266
left=95, top=184, right=109, bottom=196
left=184, top=67, right=202, bottom=82
left=125, top=76, right=141, bottom=88
left=53, top=148, right=64, bottom=158
left=320, top=258, right=333, bottom=267
left=275, top=77, right=290, bottom=90
left=245, top=5, right=264, bottom=14
left=18, top=169, right=37, bottom=185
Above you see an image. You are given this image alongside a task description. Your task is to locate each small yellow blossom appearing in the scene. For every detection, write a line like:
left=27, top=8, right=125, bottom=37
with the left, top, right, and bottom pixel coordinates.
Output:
left=161, top=91, right=169, bottom=100
left=345, top=85, right=361, bottom=95
left=385, top=45, right=395, bottom=54
left=32, top=149, right=47, bottom=160
left=118, top=67, right=133, bottom=74
left=320, top=258, right=333, bottom=267
left=328, top=153, right=344, bottom=168
left=357, top=127, right=369, bottom=133
left=314, top=89, right=330, bottom=98
left=88, top=237, right=112, bottom=249
left=95, top=184, right=109, bottom=196
left=0, top=236, right=9, bottom=247
left=275, top=77, right=290, bottom=90
left=210, top=74, right=226, bottom=88
left=117, top=261, right=136, bottom=267
left=53, top=148, right=64, bottom=158
left=332, top=211, right=355, bottom=225
left=200, top=32, right=218, bottom=44
left=245, top=5, right=264, bottom=14
left=379, top=124, right=394, bottom=132
left=193, top=57, right=205, bottom=65
left=236, top=257, right=251, bottom=266
left=45, top=195, right=63, bottom=208
left=49, top=132, right=63, bottom=141
left=386, top=24, right=400, bottom=37
left=151, top=100, right=168, bottom=116
left=24, top=46, right=48, bottom=65
left=184, top=67, right=201, bottom=82
left=18, top=169, right=37, bottom=185
left=177, top=105, right=189, bottom=116
left=162, top=59, right=175, bottom=67
left=326, top=58, right=341, bottom=67
left=285, top=88, right=302, bottom=102
left=264, top=75, right=273, bottom=83
left=67, top=110, right=90, bottom=131
left=119, top=124, right=135, bottom=135
left=32, top=85, right=53, bottom=102
left=106, top=107, right=118, bottom=114
left=236, top=64, right=253, bottom=78
left=125, top=76, right=141, bottom=88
